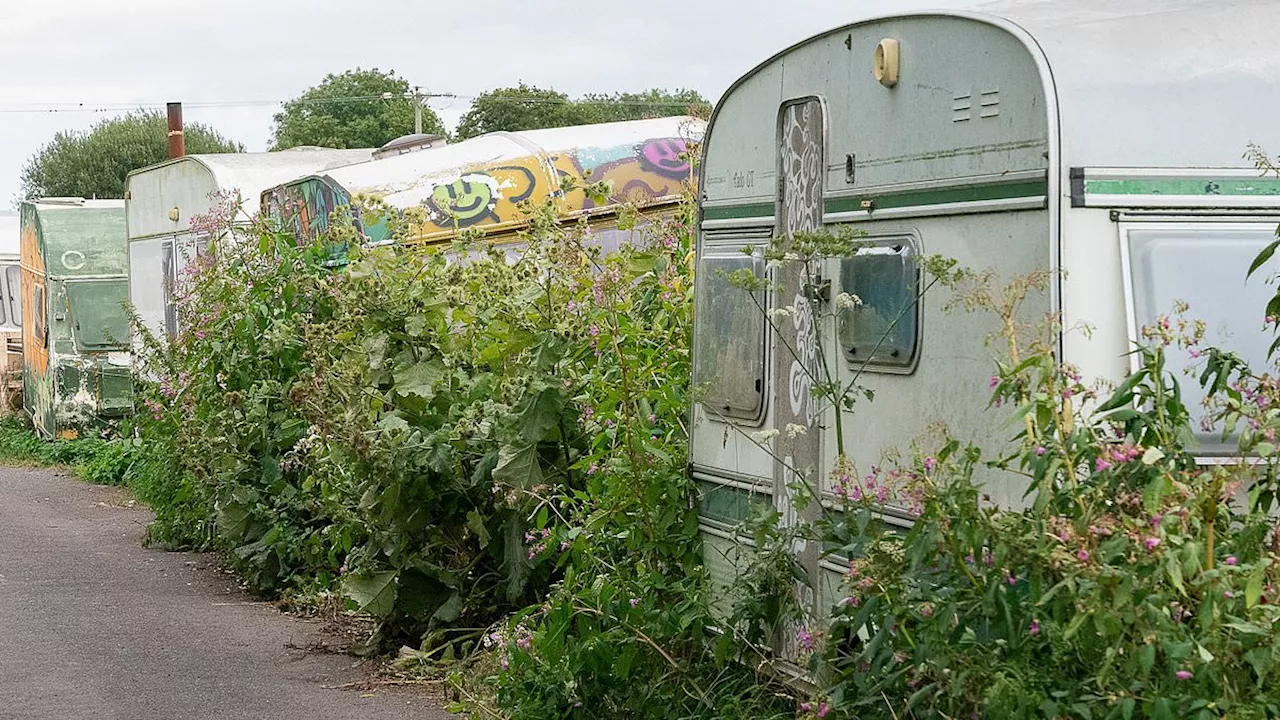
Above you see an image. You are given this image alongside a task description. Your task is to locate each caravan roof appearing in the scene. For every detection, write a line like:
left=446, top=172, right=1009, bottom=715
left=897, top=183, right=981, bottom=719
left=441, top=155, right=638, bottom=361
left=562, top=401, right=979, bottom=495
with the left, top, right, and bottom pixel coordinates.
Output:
left=264, top=116, right=706, bottom=244
left=126, top=149, right=375, bottom=241
left=734, top=0, right=1280, bottom=168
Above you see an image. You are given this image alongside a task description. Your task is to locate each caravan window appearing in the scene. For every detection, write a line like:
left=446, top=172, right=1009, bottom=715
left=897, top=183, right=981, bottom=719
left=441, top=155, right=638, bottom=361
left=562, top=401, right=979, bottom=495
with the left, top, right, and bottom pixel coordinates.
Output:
left=694, top=253, right=767, bottom=420
left=33, top=283, right=45, bottom=347
left=4, top=266, right=19, bottom=328
left=1125, top=223, right=1279, bottom=451
left=839, top=240, right=920, bottom=371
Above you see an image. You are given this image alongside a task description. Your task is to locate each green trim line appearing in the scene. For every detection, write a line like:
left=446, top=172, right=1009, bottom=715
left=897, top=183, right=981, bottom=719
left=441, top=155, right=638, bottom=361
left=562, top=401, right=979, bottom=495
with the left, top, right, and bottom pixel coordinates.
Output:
left=824, top=178, right=1047, bottom=214
left=1084, top=177, right=1280, bottom=197
left=702, top=202, right=775, bottom=221
left=702, top=178, right=1047, bottom=222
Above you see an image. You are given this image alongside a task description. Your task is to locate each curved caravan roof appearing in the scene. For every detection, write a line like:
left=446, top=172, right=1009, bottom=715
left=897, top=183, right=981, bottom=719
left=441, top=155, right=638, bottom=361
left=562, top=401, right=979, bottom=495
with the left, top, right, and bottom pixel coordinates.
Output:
left=126, top=148, right=374, bottom=241
left=264, top=116, right=705, bottom=245
left=979, top=0, right=1280, bottom=167
left=717, top=0, right=1280, bottom=170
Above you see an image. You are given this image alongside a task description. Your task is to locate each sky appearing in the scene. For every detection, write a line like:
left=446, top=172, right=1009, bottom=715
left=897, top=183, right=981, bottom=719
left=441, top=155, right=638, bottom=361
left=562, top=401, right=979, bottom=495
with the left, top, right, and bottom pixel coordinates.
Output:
left=0, top=0, right=986, bottom=207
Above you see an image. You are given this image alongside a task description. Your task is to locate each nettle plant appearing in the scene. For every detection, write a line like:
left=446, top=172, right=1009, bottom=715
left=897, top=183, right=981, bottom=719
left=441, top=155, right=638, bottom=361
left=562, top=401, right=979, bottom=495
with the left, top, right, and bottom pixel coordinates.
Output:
left=720, top=229, right=1280, bottom=719
left=462, top=179, right=797, bottom=719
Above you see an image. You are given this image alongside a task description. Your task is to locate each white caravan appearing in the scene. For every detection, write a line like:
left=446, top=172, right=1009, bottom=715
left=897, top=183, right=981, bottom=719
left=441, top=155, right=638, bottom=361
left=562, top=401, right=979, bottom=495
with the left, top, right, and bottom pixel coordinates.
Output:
left=690, top=0, right=1280, bottom=661
left=124, top=149, right=373, bottom=344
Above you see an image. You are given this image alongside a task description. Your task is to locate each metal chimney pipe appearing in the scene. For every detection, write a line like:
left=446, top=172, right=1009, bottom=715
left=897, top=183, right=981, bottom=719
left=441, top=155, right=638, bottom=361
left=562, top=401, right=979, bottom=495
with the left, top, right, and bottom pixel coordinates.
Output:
left=166, top=102, right=185, bottom=159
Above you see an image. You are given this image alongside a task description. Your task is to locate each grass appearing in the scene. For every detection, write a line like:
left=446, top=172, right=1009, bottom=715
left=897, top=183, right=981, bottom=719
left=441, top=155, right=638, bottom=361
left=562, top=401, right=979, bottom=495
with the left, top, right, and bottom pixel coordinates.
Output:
left=0, top=416, right=135, bottom=485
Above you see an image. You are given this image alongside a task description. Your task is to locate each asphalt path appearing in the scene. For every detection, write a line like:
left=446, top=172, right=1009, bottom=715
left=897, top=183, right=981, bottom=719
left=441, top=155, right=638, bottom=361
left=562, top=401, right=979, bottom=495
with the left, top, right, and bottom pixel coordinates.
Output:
left=0, top=465, right=453, bottom=720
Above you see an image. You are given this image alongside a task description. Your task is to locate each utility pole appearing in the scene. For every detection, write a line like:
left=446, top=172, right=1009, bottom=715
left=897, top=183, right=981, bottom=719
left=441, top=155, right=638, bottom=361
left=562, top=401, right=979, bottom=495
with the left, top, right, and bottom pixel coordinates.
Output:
left=412, top=86, right=424, bottom=135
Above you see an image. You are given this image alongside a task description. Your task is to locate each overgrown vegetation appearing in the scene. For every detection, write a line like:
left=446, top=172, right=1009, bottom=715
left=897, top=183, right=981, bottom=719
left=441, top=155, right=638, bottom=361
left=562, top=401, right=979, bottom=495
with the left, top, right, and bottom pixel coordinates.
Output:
left=10, top=136, right=1279, bottom=717
left=713, top=228, right=1280, bottom=718
left=123, top=147, right=789, bottom=716
left=0, top=416, right=134, bottom=486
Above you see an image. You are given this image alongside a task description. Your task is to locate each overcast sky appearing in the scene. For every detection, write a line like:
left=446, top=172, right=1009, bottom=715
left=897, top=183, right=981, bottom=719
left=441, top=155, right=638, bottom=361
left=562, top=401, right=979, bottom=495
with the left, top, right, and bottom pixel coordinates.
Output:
left=0, top=0, right=986, bottom=207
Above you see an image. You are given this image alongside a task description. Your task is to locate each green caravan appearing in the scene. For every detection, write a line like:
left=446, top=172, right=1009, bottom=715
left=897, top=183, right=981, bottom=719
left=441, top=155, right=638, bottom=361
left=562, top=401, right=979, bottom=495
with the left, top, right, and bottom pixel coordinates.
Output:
left=691, top=0, right=1280, bottom=669
left=21, top=199, right=131, bottom=438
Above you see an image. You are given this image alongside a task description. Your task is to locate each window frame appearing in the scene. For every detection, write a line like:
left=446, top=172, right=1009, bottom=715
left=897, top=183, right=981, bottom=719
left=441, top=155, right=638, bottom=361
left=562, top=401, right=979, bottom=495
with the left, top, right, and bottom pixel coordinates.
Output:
left=694, top=229, right=772, bottom=425
left=33, top=282, right=46, bottom=348
left=4, top=265, right=19, bottom=328
left=1119, top=215, right=1280, bottom=454
left=835, top=232, right=924, bottom=376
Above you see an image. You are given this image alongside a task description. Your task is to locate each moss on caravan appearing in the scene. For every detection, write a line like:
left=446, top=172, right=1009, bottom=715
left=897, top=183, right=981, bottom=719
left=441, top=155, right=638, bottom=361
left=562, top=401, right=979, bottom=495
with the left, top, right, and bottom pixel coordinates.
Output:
left=692, top=0, right=1280, bottom=665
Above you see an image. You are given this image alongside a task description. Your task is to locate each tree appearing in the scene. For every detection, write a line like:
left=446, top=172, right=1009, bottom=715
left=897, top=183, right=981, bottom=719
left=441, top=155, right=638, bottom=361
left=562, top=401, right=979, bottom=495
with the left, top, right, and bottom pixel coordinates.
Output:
left=578, top=89, right=712, bottom=124
left=20, top=110, right=243, bottom=200
left=454, top=84, right=590, bottom=140
left=454, top=85, right=710, bottom=140
left=270, top=68, right=444, bottom=151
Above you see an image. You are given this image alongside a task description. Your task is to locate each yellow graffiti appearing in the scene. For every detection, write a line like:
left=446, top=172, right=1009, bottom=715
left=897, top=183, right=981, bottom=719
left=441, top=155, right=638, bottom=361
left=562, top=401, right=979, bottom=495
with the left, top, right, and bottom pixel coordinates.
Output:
left=407, top=136, right=691, bottom=244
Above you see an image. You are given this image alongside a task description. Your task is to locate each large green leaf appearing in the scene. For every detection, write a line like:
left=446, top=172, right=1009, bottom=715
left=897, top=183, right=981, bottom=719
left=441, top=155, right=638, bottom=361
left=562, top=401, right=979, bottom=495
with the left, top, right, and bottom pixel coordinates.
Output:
left=393, top=360, right=446, bottom=399
left=343, top=571, right=399, bottom=618
left=516, top=383, right=566, bottom=443
left=216, top=501, right=254, bottom=543
left=493, top=444, right=543, bottom=488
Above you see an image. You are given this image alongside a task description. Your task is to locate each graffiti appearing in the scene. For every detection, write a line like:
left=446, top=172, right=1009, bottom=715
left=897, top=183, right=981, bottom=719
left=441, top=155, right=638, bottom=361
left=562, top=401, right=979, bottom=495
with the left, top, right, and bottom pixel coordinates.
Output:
left=269, top=132, right=697, bottom=246
left=264, top=179, right=353, bottom=242
left=424, top=165, right=537, bottom=228
left=639, top=138, right=691, bottom=178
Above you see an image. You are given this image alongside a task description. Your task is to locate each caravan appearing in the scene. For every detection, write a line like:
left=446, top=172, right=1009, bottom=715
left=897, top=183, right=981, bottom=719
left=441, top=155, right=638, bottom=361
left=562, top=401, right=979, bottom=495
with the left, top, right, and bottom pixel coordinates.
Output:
left=690, top=0, right=1280, bottom=656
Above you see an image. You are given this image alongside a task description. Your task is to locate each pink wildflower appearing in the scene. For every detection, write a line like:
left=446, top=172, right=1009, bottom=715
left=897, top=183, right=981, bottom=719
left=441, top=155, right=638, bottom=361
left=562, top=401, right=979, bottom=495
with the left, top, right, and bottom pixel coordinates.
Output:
left=1077, top=549, right=1090, bottom=562
left=1095, top=458, right=1112, bottom=472
left=629, top=598, right=640, bottom=608
left=1225, top=555, right=1238, bottom=566
left=1175, top=670, right=1193, bottom=680
left=797, top=628, right=816, bottom=651
left=1029, top=619, right=1040, bottom=636
left=1144, top=537, right=1161, bottom=551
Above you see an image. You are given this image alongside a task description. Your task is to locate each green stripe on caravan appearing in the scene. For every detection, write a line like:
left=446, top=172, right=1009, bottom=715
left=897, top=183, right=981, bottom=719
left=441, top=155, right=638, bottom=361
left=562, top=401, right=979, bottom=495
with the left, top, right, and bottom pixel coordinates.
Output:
left=702, top=178, right=1048, bottom=221
left=1084, top=176, right=1280, bottom=197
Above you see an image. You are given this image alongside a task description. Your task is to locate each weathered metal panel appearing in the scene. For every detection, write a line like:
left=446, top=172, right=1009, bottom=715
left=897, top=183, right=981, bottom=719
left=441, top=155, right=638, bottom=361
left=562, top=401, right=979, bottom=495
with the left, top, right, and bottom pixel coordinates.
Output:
left=692, top=11, right=1055, bottom=654
left=21, top=200, right=130, bottom=438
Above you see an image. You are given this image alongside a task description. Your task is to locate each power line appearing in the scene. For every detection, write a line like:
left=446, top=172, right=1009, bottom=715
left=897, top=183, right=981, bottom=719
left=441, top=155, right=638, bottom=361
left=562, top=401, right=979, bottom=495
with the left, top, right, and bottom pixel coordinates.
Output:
left=0, top=93, right=708, bottom=115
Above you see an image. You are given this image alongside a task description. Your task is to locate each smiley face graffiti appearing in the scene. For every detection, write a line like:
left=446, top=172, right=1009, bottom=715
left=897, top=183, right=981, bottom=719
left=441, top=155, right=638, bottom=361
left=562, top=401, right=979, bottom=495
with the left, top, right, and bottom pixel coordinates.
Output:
left=427, top=175, right=498, bottom=227
left=638, top=138, right=691, bottom=178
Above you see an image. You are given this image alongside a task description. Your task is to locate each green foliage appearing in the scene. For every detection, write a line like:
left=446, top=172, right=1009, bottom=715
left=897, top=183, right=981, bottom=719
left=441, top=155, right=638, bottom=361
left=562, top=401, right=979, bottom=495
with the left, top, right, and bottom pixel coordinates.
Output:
left=725, top=228, right=1280, bottom=717
left=19, top=110, right=243, bottom=200
left=465, top=189, right=790, bottom=719
left=0, top=416, right=133, bottom=485
left=808, top=328, right=1280, bottom=718
left=270, top=68, right=443, bottom=150
left=454, top=83, right=709, bottom=140
left=578, top=88, right=713, bottom=124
